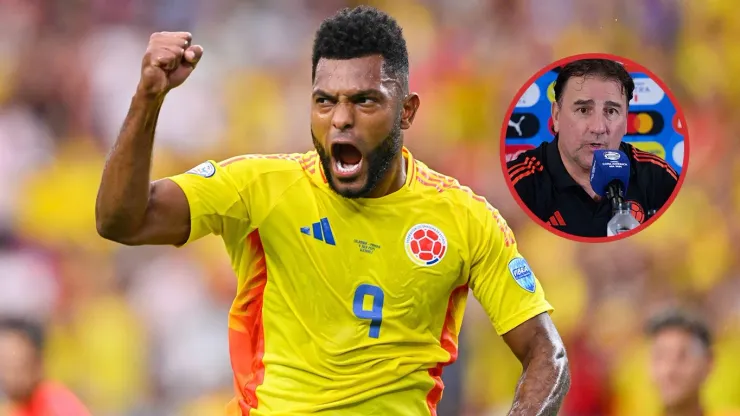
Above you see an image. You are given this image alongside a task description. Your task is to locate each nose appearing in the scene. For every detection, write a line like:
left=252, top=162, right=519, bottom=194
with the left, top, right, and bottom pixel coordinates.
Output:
left=331, top=102, right=354, bottom=131
left=589, top=112, right=608, bottom=135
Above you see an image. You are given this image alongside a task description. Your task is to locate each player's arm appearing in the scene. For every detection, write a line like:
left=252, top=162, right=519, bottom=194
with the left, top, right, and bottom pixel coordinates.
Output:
left=95, top=32, right=203, bottom=246
left=503, top=313, right=569, bottom=416
left=466, top=200, right=569, bottom=415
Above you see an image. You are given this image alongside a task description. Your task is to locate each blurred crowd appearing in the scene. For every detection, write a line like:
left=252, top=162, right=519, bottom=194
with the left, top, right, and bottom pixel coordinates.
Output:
left=0, top=0, right=739, bottom=415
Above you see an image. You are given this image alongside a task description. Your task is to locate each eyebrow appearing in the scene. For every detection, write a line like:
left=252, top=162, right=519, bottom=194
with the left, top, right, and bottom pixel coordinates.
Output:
left=312, top=88, right=383, bottom=100
left=572, top=99, right=623, bottom=109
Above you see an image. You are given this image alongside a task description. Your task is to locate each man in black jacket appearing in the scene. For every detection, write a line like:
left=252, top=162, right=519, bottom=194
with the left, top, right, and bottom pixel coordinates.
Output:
left=507, top=58, right=678, bottom=238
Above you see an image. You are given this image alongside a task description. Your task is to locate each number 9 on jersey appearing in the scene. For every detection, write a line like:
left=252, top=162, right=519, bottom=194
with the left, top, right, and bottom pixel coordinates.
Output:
left=353, top=284, right=385, bottom=338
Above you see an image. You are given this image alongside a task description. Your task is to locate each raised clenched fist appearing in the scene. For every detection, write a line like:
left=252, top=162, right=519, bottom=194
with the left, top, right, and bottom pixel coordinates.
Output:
left=139, top=32, right=203, bottom=97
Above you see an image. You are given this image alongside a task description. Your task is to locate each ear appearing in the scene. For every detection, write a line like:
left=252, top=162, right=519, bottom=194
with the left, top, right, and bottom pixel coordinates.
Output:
left=551, top=100, right=560, bottom=133
left=400, top=93, right=420, bottom=130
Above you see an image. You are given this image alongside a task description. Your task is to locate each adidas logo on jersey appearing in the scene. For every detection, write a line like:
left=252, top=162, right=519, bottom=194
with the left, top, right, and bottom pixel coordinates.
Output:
left=300, top=217, right=336, bottom=246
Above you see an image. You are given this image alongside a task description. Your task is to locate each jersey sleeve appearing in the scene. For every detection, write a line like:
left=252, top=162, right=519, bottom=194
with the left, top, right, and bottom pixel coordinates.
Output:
left=167, top=160, right=252, bottom=245
left=467, top=200, right=553, bottom=335
left=506, top=154, right=542, bottom=219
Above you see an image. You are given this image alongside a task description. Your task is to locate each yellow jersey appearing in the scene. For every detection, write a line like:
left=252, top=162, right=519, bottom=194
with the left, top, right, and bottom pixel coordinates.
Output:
left=168, top=147, right=553, bottom=415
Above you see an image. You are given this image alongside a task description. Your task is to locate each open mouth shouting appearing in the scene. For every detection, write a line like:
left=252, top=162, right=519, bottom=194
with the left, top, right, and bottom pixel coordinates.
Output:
left=330, top=141, right=364, bottom=181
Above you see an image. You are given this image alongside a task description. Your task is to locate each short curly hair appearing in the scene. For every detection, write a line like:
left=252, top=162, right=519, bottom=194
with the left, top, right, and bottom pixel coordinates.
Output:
left=554, top=58, right=635, bottom=106
left=312, top=6, right=409, bottom=93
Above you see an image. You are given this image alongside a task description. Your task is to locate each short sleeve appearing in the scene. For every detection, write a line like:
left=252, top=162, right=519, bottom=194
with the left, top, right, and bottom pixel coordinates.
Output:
left=467, top=200, right=553, bottom=335
left=507, top=154, right=542, bottom=219
left=167, top=160, right=250, bottom=245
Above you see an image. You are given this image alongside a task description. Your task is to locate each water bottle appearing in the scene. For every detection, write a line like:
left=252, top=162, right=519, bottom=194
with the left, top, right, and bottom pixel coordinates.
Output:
left=606, top=201, right=641, bottom=237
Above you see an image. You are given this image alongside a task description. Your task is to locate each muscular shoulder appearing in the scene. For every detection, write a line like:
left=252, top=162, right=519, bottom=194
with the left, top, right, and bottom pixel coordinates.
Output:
left=219, top=151, right=316, bottom=180
left=414, top=160, right=483, bottom=206
left=215, top=151, right=318, bottom=191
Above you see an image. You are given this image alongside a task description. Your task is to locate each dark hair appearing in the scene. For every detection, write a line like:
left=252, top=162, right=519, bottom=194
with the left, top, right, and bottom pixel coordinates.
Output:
left=312, top=6, right=409, bottom=92
left=645, top=308, right=712, bottom=351
left=553, top=58, right=635, bottom=106
left=0, top=317, right=45, bottom=355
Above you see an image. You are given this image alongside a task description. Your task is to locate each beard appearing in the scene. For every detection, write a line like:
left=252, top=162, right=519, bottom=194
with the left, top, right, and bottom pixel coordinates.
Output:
left=312, top=119, right=403, bottom=199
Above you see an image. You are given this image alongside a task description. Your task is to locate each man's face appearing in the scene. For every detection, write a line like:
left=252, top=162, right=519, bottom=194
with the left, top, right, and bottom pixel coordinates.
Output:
left=0, top=331, right=42, bottom=403
left=650, top=328, right=712, bottom=407
left=552, top=75, right=628, bottom=171
left=311, top=55, right=418, bottom=198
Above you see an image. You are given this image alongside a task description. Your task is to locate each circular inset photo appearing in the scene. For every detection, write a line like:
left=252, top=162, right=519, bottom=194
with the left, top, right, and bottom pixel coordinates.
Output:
left=501, top=53, right=688, bottom=242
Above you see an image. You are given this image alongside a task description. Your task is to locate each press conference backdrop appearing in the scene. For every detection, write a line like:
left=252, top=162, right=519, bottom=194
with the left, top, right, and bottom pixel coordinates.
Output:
left=504, top=64, right=686, bottom=175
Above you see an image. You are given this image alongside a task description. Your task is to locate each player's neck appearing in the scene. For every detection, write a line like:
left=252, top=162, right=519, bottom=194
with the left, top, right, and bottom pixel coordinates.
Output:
left=663, top=395, right=704, bottom=416
left=557, top=143, right=598, bottom=199
left=366, top=152, right=407, bottom=198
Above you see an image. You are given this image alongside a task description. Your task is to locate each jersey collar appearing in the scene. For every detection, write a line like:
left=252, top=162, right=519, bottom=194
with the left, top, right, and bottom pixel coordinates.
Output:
left=401, top=146, right=417, bottom=189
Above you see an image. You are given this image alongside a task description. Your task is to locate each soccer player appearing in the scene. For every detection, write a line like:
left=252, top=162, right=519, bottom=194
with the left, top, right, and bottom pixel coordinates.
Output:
left=96, top=6, right=570, bottom=415
left=646, top=309, right=713, bottom=416
left=507, top=58, right=679, bottom=238
left=0, top=318, right=91, bottom=416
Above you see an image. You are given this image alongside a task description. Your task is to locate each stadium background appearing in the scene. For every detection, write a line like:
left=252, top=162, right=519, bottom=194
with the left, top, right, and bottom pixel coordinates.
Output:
left=503, top=61, right=686, bottom=175
left=0, top=0, right=738, bottom=415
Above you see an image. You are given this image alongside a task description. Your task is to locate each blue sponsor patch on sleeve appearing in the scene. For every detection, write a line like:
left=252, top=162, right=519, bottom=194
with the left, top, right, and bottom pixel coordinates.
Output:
left=187, top=161, right=216, bottom=178
left=508, top=257, right=536, bottom=293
